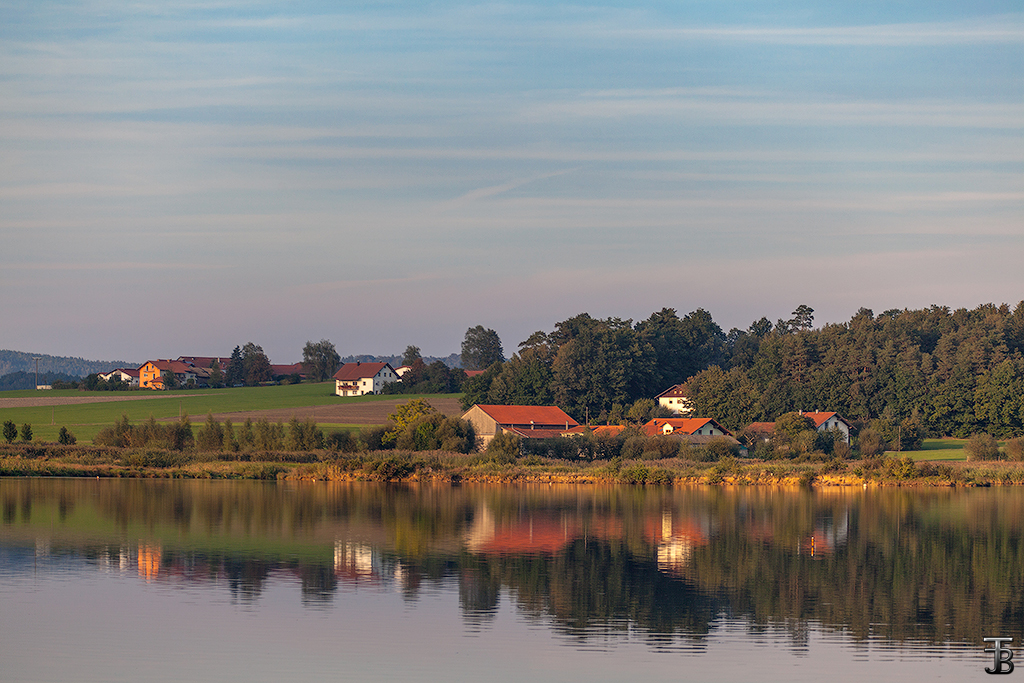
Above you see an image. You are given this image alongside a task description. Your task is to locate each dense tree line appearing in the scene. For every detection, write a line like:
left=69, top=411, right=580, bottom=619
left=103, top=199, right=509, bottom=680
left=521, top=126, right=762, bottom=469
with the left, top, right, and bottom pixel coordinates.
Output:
left=686, top=303, right=1024, bottom=437
left=459, top=303, right=1024, bottom=439
left=461, top=309, right=727, bottom=420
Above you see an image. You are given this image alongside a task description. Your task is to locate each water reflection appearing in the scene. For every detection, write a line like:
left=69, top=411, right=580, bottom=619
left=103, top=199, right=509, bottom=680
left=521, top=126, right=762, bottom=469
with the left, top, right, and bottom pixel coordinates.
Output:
left=2, top=479, right=1022, bottom=651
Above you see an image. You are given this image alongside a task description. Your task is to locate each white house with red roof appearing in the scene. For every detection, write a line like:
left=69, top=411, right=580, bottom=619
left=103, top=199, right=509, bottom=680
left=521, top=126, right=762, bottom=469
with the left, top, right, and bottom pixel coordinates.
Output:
left=461, top=404, right=586, bottom=447
left=655, top=384, right=693, bottom=416
left=743, top=411, right=852, bottom=443
left=800, top=411, right=852, bottom=442
left=98, top=368, right=140, bottom=387
left=641, top=417, right=731, bottom=438
left=333, top=362, right=399, bottom=396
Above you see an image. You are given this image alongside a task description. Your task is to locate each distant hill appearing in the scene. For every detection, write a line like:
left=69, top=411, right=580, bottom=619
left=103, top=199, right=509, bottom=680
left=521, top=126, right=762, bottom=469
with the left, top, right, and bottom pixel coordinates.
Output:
left=340, top=353, right=462, bottom=368
left=0, top=350, right=139, bottom=378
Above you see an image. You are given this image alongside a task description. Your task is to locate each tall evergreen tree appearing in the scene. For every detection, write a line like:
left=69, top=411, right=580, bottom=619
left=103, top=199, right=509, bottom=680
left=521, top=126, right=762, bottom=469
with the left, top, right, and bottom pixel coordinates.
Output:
left=225, top=346, right=244, bottom=387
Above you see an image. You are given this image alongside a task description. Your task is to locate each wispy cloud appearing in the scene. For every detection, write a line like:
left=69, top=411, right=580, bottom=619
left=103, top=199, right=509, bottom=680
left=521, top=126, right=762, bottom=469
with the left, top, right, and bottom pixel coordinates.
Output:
left=3, top=262, right=232, bottom=271
left=437, top=168, right=581, bottom=210
left=605, top=18, right=1024, bottom=46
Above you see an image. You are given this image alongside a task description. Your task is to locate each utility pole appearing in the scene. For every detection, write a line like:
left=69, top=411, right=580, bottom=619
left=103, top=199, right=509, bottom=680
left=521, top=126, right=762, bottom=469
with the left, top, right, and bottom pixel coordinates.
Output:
left=32, top=357, right=41, bottom=390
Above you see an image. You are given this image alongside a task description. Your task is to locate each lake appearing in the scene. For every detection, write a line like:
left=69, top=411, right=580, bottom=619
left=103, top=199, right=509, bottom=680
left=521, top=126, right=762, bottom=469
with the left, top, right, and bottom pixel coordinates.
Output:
left=1, top=479, right=1018, bottom=682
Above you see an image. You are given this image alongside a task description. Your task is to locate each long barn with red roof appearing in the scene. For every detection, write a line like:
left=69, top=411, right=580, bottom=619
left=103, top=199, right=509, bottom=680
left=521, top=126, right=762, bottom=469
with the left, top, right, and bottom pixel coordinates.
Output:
left=461, top=404, right=585, bottom=447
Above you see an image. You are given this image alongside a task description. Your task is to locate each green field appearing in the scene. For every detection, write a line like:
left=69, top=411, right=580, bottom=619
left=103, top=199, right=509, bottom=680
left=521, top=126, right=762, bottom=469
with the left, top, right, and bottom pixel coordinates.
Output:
left=0, top=384, right=456, bottom=444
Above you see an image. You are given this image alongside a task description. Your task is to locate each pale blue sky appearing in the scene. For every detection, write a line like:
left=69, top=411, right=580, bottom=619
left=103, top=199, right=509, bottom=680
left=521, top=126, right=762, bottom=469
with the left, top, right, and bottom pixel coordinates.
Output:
left=2, top=1, right=1022, bottom=363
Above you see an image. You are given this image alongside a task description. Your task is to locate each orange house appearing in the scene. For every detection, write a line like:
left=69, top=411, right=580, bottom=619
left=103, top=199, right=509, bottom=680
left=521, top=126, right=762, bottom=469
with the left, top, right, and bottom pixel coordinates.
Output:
left=138, top=360, right=199, bottom=389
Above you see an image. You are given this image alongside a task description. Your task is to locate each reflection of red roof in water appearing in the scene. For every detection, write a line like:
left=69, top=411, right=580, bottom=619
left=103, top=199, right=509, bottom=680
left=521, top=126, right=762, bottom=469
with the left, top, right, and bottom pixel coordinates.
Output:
left=475, top=518, right=578, bottom=555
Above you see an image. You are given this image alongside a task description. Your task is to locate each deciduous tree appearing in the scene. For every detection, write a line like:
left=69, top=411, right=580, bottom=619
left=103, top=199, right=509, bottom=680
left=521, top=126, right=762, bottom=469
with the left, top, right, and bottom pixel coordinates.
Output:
left=384, top=399, right=437, bottom=444
left=302, top=339, right=341, bottom=382
left=461, top=326, right=504, bottom=371
left=242, top=342, right=272, bottom=386
left=402, top=345, right=422, bottom=367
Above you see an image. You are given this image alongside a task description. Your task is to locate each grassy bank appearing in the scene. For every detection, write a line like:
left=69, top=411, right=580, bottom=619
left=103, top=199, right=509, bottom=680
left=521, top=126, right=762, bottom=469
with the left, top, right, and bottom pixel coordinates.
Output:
left=2, top=442, right=1021, bottom=487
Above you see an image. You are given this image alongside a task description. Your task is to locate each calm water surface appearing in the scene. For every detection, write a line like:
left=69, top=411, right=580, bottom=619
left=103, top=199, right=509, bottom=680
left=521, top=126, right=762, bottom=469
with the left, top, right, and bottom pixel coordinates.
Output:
left=1, top=479, right=1018, bottom=682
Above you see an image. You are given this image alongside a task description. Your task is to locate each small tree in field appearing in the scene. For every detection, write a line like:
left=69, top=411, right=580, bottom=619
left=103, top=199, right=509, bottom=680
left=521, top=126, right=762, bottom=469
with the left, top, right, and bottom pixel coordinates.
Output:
left=383, top=399, right=436, bottom=445
left=20, top=423, right=32, bottom=442
left=58, top=426, right=76, bottom=445
left=2, top=420, right=16, bottom=443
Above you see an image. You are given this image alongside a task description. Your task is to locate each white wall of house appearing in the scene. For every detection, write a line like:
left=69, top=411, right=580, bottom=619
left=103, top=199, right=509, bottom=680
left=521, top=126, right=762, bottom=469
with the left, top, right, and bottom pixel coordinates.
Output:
left=817, top=417, right=850, bottom=442
left=658, top=396, right=693, bottom=416
left=660, top=423, right=724, bottom=436
left=335, top=367, right=398, bottom=396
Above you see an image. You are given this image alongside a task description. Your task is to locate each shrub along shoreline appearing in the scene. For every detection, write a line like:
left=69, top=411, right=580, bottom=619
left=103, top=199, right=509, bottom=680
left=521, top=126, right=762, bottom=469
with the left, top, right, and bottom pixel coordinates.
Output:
left=2, top=441, right=1023, bottom=487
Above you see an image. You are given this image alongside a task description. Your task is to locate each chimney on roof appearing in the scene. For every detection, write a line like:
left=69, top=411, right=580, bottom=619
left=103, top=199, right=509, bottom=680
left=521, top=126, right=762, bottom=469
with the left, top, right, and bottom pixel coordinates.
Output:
left=530, top=420, right=534, bottom=430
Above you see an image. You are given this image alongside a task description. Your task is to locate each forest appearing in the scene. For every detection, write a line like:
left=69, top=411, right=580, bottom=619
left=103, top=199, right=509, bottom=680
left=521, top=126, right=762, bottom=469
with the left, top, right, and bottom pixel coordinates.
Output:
left=463, top=302, right=1024, bottom=438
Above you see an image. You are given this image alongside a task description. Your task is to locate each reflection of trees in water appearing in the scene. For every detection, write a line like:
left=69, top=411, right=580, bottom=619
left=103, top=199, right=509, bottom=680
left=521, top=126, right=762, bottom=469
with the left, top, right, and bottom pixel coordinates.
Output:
left=459, top=566, right=500, bottom=623
left=452, top=541, right=722, bottom=643
left=300, top=564, right=338, bottom=606
left=5, top=480, right=1024, bottom=644
left=222, top=557, right=270, bottom=604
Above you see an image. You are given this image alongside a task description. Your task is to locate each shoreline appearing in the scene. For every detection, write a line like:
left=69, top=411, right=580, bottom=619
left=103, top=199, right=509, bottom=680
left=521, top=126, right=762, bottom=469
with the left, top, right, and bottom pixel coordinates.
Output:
left=0, top=442, right=1017, bottom=486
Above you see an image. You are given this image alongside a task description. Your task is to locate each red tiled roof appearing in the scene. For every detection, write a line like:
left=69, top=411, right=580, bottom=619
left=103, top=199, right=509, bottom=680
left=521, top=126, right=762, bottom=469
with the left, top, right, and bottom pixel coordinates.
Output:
left=176, top=356, right=229, bottom=368
left=333, top=362, right=394, bottom=381
left=800, top=411, right=842, bottom=428
left=591, top=425, right=627, bottom=436
left=655, top=383, right=688, bottom=399
left=470, top=404, right=579, bottom=428
left=745, top=422, right=777, bottom=433
left=143, top=360, right=194, bottom=374
left=641, top=417, right=730, bottom=437
left=464, top=370, right=485, bottom=378
left=271, top=363, right=306, bottom=376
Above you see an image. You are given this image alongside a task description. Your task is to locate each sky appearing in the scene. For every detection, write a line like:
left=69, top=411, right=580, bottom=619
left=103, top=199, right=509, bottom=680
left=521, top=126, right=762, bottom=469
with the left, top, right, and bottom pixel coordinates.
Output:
left=2, top=1, right=1022, bottom=364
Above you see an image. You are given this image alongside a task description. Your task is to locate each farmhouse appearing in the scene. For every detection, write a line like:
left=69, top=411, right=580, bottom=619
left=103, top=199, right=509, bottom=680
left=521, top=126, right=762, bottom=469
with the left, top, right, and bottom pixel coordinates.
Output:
left=461, top=404, right=585, bottom=447
left=655, top=384, right=693, bottom=416
left=333, top=362, right=399, bottom=396
left=139, top=360, right=209, bottom=389
left=801, top=411, right=852, bottom=443
left=742, top=411, right=852, bottom=443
